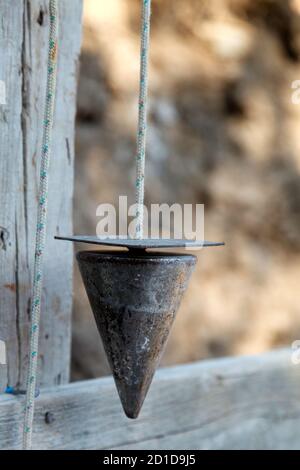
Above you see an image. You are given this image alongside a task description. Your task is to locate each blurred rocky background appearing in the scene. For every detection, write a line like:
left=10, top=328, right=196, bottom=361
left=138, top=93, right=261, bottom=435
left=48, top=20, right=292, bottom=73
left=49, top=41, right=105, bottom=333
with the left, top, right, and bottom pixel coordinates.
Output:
left=71, top=0, right=300, bottom=380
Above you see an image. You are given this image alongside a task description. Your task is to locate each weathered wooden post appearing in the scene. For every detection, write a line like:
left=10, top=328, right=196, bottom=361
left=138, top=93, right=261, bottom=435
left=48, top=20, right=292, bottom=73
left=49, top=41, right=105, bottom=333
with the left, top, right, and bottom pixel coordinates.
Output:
left=0, top=1, right=82, bottom=392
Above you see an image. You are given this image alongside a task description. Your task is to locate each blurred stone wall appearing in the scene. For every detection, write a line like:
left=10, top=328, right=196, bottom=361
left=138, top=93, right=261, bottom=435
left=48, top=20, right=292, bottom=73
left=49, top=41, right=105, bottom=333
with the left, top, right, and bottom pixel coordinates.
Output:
left=71, top=0, right=300, bottom=380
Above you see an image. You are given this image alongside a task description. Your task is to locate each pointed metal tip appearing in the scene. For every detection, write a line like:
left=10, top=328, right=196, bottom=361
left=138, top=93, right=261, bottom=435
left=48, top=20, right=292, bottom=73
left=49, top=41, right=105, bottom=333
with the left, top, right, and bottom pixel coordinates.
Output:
left=117, top=380, right=150, bottom=420
left=123, top=405, right=141, bottom=420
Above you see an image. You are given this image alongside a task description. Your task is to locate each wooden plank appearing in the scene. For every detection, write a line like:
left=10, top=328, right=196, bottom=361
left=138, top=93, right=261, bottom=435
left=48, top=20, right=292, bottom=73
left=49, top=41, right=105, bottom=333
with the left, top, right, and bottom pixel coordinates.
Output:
left=0, top=349, right=299, bottom=450
left=0, top=1, right=82, bottom=390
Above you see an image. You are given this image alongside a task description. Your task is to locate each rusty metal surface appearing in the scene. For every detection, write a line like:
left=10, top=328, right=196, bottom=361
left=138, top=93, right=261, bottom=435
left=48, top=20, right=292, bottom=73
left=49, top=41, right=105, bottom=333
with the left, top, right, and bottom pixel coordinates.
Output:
left=77, top=250, right=197, bottom=419
left=55, top=235, right=225, bottom=250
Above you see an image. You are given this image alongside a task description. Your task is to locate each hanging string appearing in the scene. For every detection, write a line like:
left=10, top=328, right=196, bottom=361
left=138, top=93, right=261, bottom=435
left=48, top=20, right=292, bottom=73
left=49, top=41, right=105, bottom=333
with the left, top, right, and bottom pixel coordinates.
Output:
left=23, top=0, right=59, bottom=450
left=135, top=0, right=152, bottom=239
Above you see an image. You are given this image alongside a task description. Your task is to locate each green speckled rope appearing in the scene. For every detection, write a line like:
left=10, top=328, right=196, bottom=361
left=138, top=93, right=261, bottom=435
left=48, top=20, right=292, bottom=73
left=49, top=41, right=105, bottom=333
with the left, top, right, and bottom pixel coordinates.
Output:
left=23, top=0, right=59, bottom=450
left=135, top=0, right=151, bottom=239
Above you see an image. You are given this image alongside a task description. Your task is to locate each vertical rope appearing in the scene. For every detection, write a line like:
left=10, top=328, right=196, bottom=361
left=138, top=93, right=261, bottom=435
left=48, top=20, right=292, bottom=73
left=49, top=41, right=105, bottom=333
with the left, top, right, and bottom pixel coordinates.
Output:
left=23, top=0, right=59, bottom=450
left=135, top=0, right=152, bottom=239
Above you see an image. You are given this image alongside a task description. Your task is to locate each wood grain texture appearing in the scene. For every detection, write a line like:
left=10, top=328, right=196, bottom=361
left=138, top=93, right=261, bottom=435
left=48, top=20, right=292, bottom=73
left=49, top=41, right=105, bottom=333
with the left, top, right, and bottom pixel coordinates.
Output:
left=0, top=349, right=299, bottom=450
left=0, top=1, right=82, bottom=390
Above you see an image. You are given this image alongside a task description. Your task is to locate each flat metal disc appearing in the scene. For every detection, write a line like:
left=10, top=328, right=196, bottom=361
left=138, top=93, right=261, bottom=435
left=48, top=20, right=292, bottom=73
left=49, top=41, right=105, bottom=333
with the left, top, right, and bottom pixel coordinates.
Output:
left=55, top=235, right=225, bottom=250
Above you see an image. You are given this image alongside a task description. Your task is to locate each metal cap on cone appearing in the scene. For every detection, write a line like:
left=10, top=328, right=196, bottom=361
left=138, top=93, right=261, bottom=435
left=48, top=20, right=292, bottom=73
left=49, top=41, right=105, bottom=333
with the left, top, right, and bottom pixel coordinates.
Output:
left=77, top=250, right=197, bottom=419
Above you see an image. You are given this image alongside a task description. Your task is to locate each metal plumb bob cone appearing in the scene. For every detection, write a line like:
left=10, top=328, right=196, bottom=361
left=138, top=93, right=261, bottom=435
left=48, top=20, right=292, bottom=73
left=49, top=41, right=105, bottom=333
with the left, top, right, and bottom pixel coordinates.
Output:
left=56, top=237, right=224, bottom=419
left=77, top=248, right=196, bottom=419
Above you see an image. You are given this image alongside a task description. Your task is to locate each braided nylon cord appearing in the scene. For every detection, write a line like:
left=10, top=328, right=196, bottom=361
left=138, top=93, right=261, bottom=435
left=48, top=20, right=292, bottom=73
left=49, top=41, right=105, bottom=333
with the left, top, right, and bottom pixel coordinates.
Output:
left=23, top=0, right=59, bottom=450
left=135, top=0, right=151, bottom=239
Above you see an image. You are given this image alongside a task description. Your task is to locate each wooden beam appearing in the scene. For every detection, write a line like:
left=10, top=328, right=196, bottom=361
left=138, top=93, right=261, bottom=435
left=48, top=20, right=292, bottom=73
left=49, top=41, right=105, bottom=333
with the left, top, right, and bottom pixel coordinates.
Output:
left=0, top=0, right=82, bottom=389
left=0, top=349, right=299, bottom=450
